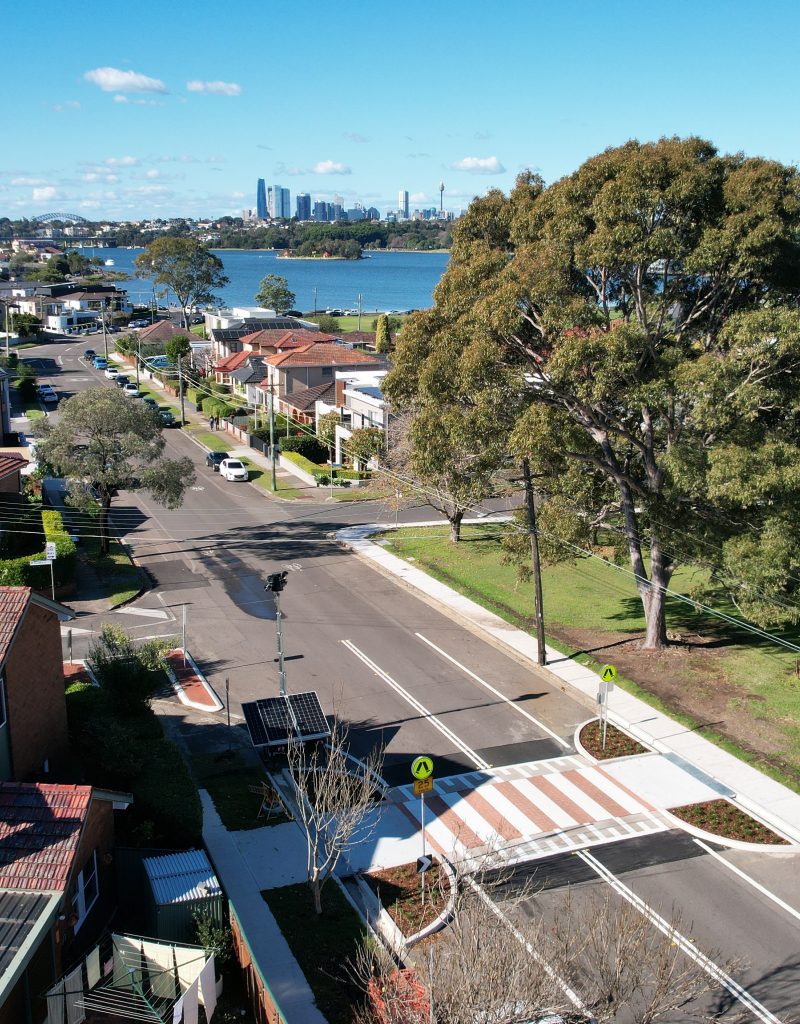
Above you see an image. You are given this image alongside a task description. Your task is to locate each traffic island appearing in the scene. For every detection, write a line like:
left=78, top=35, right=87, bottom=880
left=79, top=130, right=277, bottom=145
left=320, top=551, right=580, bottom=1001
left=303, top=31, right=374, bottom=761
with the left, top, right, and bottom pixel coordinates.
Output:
left=361, top=858, right=455, bottom=948
left=667, top=799, right=792, bottom=847
left=163, top=648, right=223, bottom=712
left=576, top=720, right=650, bottom=760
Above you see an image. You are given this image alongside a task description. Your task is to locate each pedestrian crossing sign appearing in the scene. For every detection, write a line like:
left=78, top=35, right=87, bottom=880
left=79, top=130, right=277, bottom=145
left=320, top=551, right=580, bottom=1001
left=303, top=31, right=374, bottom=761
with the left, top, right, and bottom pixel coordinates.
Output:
left=600, top=664, right=617, bottom=684
left=411, top=755, right=434, bottom=780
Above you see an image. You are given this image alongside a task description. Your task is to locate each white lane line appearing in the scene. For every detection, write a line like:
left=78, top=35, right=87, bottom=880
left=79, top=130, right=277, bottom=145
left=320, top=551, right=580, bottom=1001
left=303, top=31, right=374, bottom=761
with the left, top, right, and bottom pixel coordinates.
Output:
left=340, top=639, right=490, bottom=770
left=414, top=632, right=570, bottom=750
left=578, top=849, right=783, bottom=1024
left=693, top=838, right=800, bottom=926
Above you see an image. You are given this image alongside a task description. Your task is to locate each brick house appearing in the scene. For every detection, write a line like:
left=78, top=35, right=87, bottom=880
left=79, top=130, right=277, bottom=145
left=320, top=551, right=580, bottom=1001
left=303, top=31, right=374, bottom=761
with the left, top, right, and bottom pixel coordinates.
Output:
left=0, top=587, right=72, bottom=781
left=0, top=454, right=26, bottom=496
left=0, top=782, right=131, bottom=1024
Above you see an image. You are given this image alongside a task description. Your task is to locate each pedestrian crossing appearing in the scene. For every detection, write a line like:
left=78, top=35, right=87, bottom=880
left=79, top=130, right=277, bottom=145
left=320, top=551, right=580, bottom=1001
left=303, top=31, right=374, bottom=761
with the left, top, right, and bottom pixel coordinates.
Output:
left=386, top=756, right=671, bottom=868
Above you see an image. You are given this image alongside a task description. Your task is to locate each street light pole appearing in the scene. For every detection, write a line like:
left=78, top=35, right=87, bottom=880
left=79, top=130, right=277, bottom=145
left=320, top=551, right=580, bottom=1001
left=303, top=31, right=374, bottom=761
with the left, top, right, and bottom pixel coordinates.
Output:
left=265, top=571, right=289, bottom=696
left=269, top=380, right=277, bottom=491
left=522, top=457, right=547, bottom=666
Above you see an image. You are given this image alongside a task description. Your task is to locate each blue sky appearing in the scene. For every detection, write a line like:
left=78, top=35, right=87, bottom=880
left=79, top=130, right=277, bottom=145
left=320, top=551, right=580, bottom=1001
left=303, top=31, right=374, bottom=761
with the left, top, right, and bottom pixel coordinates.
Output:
left=5, top=0, right=799, bottom=220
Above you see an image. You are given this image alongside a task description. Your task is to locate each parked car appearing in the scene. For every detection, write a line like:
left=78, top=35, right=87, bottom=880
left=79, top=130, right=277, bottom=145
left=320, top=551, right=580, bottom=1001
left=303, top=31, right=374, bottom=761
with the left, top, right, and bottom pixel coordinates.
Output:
left=219, top=458, right=248, bottom=482
left=37, top=384, right=58, bottom=404
left=93, top=356, right=108, bottom=370
left=115, top=374, right=130, bottom=389
left=104, top=366, right=119, bottom=380
left=158, top=409, right=177, bottom=427
left=142, top=397, right=159, bottom=411
left=122, top=383, right=141, bottom=398
left=83, top=349, right=96, bottom=361
left=206, top=451, right=230, bottom=471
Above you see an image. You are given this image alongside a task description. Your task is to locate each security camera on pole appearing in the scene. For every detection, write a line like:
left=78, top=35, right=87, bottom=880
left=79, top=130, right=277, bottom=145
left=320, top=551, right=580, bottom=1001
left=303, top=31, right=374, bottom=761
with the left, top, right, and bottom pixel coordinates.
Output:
left=265, top=571, right=289, bottom=696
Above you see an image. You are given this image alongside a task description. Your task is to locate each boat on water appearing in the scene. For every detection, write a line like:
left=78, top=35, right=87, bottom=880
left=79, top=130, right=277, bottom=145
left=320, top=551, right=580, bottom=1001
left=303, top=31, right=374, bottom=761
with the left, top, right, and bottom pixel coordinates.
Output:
left=104, top=259, right=115, bottom=266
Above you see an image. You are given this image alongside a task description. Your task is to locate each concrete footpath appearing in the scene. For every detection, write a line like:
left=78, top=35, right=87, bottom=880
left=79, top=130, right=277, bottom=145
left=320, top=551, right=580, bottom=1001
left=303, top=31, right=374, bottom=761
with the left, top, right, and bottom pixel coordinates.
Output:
left=336, top=522, right=800, bottom=845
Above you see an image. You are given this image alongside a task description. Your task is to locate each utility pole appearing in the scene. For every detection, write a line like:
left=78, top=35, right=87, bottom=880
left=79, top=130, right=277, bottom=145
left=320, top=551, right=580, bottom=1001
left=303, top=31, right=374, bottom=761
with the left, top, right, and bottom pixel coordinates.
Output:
left=135, top=336, right=141, bottom=389
left=268, top=379, right=277, bottom=490
left=357, top=292, right=363, bottom=332
left=177, top=354, right=186, bottom=425
left=522, top=457, right=547, bottom=666
left=265, top=571, right=289, bottom=696
left=101, top=298, right=109, bottom=361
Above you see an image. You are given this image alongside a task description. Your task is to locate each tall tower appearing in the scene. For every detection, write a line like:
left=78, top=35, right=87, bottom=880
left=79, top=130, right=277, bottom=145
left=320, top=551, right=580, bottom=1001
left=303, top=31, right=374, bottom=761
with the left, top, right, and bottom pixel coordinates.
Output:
left=439, top=181, right=444, bottom=215
left=256, top=179, right=267, bottom=220
left=399, top=189, right=409, bottom=219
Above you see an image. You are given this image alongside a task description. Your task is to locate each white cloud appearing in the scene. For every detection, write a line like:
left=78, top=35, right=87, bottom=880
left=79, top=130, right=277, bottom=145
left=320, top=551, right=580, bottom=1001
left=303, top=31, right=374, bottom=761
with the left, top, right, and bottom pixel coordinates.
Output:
left=53, top=100, right=80, bottom=112
left=33, top=186, right=58, bottom=201
left=186, top=80, right=241, bottom=96
left=105, top=156, right=139, bottom=167
left=343, top=132, right=370, bottom=143
left=113, top=94, right=163, bottom=106
left=11, top=177, right=48, bottom=187
left=145, top=169, right=160, bottom=179
left=410, top=192, right=428, bottom=203
left=313, top=160, right=351, bottom=175
left=452, top=155, right=506, bottom=175
left=231, top=191, right=245, bottom=199
left=84, top=67, right=168, bottom=94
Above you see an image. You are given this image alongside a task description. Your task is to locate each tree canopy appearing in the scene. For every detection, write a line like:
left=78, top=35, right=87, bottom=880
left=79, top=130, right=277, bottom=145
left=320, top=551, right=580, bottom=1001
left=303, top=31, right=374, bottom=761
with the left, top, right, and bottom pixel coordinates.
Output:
left=384, top=137, right=800, bottom=646
left=135, top=238, right=228, bottom=328
left=34, top=388, right=196, bottom=554
left=255, top=274, right=296, bottom=313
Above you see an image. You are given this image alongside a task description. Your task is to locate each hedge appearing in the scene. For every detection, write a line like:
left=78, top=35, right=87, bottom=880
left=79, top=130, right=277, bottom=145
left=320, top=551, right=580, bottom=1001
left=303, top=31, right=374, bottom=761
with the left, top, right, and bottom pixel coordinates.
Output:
left=281, top=450, right=328, bottom=481
left=279, top=434, right=329, bottom=463
left=0, top=508, right=76, bottom=588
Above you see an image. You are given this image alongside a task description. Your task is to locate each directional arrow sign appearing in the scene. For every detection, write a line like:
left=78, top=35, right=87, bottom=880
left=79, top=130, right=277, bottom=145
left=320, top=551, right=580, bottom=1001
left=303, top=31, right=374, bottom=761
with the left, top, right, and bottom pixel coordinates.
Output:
left=600, top=664, right=617, bottom=684
left=416, top=855, right=433, bottom=874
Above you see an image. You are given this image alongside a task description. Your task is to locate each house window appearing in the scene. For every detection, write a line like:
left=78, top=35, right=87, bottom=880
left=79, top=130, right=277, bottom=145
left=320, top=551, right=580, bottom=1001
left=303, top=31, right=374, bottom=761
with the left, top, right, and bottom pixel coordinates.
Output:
left=72, top=849, right=99, bottom=930
left=321, top=367, right=333, bottom=377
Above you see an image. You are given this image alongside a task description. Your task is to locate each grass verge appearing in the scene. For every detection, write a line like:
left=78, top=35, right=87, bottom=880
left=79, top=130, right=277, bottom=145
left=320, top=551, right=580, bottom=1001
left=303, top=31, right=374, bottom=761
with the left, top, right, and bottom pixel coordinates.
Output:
left=186, top=426, right=231, bottom=452
left=82, top=530, right=144, bottom=607
left=381, top=524, right=800, bottom=793
left=239, top=457, right=302, bottom=499
left=190, top=751, right=289, bottom=829
left=262, top=882, right=368, bottom=1024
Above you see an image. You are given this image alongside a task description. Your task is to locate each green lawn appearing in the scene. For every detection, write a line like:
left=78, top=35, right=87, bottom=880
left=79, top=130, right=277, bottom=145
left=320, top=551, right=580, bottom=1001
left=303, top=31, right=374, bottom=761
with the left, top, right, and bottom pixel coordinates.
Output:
left=186, top=426, right=230, bottom=451
left=82, top=530, right=144, bottom=607
left=334, top=485, right=393, bottom=502
left=382, top=524, right=800, bottom=789
left=307, top=313, right=407, bottom=334
left=190, top=752, right=288, bottom=830
left=262, top=882, right=369, bottom=1024
left=239, top=457, right=303, bottom=499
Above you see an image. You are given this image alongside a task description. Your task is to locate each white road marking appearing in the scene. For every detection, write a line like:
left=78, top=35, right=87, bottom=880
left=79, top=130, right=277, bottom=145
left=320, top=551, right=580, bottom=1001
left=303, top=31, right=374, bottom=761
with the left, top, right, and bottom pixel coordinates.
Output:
left=693, top=838, right=800, bottom=925
left=414, top=632, right=570, bottom=749
left=113, top=607, right=171, bottom=620
left=578, top=848, right=783, bottom=1023
left=341, top=639, right=490, bottom=769
left=60, top=626, right=94, bottom=636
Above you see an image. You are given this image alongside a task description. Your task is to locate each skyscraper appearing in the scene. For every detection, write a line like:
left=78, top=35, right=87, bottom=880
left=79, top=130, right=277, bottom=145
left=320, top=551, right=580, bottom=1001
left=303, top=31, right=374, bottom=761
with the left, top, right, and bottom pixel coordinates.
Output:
left=296, top=193, right=311, bottom=220
left=256, top=179, right=267, bottom=220
left=398, top=190, right=409, bottom=219
left=269, top=185, right=290, bottom=219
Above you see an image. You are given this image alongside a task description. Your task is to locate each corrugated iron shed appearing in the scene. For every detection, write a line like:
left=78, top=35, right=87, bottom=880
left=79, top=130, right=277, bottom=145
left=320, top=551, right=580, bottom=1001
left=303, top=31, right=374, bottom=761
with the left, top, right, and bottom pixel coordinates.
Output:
left=142, top=850, right=221, bottom=906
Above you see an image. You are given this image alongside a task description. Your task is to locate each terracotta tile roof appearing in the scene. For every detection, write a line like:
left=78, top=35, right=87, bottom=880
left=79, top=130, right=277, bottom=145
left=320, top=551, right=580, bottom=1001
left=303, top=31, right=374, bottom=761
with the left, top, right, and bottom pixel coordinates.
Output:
left=214, top=350, right=251, bottom=373
left=0, top=783, right=92, bottom=892
left=0, top=587, right=31, bottom=667
left=264, top=344, right=384, bottom=368
left=240, top=329, right=332, bottom=350
left=0, top=454, right=27, bottom=481
left=280, top=381, right=336, bottom=412
left=137, top=321, right=187, bottom=341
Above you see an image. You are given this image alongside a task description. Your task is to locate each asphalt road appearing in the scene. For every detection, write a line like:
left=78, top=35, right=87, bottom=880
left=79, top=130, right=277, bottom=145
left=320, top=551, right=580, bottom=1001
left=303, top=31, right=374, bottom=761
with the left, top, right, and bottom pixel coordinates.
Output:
left=25, top=336, right=800, bottom=1022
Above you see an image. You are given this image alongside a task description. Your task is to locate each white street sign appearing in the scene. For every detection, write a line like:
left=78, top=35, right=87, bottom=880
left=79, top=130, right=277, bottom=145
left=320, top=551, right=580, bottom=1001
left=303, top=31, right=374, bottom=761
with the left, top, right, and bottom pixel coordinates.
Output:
left=45, top=542, right=57, bottom=560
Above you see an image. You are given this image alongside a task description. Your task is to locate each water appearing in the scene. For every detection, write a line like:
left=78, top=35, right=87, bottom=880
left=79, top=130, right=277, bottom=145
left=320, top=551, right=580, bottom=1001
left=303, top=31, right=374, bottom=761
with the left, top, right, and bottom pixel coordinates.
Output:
left=79, top=246, right=449, bottom=314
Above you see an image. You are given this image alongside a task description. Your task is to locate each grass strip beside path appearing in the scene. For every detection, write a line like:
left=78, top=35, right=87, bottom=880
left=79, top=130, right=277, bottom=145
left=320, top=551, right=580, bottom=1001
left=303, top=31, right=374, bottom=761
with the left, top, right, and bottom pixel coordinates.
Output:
left=190, top=752, right=288, bottom=830
left=262, top=882, right=368, bottom=1024
left=381, top=524, right=800, bottom=793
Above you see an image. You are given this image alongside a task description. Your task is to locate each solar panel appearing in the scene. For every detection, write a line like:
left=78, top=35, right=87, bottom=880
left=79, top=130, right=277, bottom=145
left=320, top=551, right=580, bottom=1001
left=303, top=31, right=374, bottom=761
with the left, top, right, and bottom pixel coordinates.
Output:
left=242, top=691, right=330, bottom=748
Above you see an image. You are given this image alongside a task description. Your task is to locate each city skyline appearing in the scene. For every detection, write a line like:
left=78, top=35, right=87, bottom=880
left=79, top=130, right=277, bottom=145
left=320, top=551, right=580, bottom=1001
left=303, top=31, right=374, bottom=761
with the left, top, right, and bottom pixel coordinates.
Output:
left=4, top=0, right=800, bottom=220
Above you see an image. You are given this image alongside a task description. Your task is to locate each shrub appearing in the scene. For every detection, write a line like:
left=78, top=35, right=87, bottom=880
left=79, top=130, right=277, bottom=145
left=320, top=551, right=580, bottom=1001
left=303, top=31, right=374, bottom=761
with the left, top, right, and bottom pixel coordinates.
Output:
left=15, top=363, right=37, bottom=400
left=279, top=434, right=328, bottom=463
left=88, top=625, right=170, bottom=714
left=0, top=507, right=76, bottom=587
left=281, top=450, right=330, bottom=482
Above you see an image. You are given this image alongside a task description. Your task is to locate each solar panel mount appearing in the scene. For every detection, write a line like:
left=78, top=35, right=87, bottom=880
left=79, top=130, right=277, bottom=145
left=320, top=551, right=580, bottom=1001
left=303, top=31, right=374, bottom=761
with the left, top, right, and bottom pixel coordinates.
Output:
left=242, top=691, right=330, bottom=748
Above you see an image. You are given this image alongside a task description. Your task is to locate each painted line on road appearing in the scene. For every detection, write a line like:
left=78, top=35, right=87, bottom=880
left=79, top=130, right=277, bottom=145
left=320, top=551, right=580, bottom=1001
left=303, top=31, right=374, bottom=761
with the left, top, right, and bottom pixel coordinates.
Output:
left=113, top=606, right=172, bottom=620
left=693, top=837, right=800, bottom=925
left=414, top=632, right=570, bottom=750
left=577, top=848, right=783, bottom=1023
left=341, top=639, right=490, bottom=769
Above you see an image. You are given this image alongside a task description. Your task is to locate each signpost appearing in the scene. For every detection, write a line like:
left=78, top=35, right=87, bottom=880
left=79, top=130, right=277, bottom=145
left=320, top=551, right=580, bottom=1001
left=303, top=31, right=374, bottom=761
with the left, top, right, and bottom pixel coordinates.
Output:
left=30, top=554, right=56, bottom=601
left=598, top=664, right=616, bottom=749
left=411, top=756, right=434, bottom=905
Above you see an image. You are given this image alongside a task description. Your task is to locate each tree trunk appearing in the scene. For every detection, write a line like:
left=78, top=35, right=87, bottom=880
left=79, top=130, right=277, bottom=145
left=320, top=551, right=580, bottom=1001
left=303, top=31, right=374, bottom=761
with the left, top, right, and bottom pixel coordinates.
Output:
left=639, top=538, right=673, bottom=650
left=449, top=509, right=463, bottom=542
left=311, top=876, right=323, bottom=915
left=99, top=497, right=111, bottom=556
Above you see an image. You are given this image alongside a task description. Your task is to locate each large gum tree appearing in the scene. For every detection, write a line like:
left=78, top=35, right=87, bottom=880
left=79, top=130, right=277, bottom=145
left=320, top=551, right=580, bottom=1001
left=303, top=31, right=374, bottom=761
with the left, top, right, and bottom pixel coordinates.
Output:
left=386, top=137, right=800, bottom=648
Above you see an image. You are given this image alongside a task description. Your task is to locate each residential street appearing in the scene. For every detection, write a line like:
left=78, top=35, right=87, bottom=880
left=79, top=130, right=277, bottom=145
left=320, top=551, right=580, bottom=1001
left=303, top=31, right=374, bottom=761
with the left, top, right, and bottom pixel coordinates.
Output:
left=23, top=334, right=800, bottom=1022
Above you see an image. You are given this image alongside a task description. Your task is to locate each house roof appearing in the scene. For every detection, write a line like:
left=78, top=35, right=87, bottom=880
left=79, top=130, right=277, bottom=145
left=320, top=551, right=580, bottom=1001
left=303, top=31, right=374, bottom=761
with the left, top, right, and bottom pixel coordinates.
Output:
left=214, top=350, right=251, bottom=374
left=230, top=358, right=268, bottom=385
left=137, top=321, right=187, bottom=342
left=0, top=588, right=31, bottom=668
left=0, top=783, right=92, bottom=892
left=143, top=849, right=222, bottom=906
left=0, top=891, right=61, bottom=996
left=0, top=454, right=27, bottom=481
left=279, top=380, right=335, bottom=412
left=240, top=328, right=333, bottom=350
left=264, top=344, right=384, bottom=369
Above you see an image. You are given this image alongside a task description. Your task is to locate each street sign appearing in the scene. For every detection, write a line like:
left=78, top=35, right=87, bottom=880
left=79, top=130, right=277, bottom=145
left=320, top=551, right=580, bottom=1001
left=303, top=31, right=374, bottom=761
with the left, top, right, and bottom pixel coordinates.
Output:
left=29, top=559, right=51, bottom=566
left=45, top=542, right=57, bottom=561
left=411, top=755, right=434, bottom=780
left=413, top=777, right=433, bottom=796
left=416, top=855, right=433, bottom=874
left=600, top=664, right=617, bottom=684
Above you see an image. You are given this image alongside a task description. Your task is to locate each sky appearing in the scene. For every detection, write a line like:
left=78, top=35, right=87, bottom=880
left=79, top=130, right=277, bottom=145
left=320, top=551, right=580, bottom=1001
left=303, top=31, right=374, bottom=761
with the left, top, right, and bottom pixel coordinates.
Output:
left=5, top=0, right=800, bottom=222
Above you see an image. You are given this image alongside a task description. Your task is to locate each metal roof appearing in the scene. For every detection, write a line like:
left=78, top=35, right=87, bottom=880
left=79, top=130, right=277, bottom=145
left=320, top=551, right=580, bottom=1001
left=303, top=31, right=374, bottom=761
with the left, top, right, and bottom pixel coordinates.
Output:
left=0, top=891, right=61, bottom=995
left=142, top=850, right=222, bottom=906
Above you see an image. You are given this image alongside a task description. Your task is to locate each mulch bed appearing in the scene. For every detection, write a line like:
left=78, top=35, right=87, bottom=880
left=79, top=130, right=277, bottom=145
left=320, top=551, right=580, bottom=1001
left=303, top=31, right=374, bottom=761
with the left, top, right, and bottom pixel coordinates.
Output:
left=669, top=798, right=790, bottom=845
left=579, top=720, right=648, bottom=760
left=366, top=862, right=450, bottom=935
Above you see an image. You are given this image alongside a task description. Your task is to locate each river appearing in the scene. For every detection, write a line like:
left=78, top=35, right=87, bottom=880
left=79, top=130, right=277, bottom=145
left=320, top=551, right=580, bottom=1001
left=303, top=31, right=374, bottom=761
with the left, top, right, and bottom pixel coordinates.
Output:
left=78, top=246, right=449, bottom=314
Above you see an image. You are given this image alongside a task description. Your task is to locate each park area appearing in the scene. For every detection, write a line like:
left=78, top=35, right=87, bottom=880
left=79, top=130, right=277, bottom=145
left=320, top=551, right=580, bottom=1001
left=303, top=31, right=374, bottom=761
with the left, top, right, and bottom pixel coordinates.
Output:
left=381, top=524, right=800, bottom=793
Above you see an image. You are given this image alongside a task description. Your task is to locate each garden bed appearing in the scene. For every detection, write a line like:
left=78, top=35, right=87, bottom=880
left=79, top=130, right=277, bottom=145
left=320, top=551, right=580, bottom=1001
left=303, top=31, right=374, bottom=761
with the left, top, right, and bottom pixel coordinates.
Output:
left=579, top=720, right=648, bottom=760
left=668, top=799, right=790, bottom=845
left=191, top=752, right=290, bottom=830
left=365, top=862, right=450, bottom=935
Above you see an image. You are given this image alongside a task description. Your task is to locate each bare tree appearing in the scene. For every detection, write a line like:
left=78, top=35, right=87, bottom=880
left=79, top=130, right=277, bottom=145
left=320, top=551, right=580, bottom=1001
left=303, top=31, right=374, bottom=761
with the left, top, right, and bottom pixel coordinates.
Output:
left=287, top=722, right=384, bottom=915
left=352, top=872, right=741, bottom=1024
